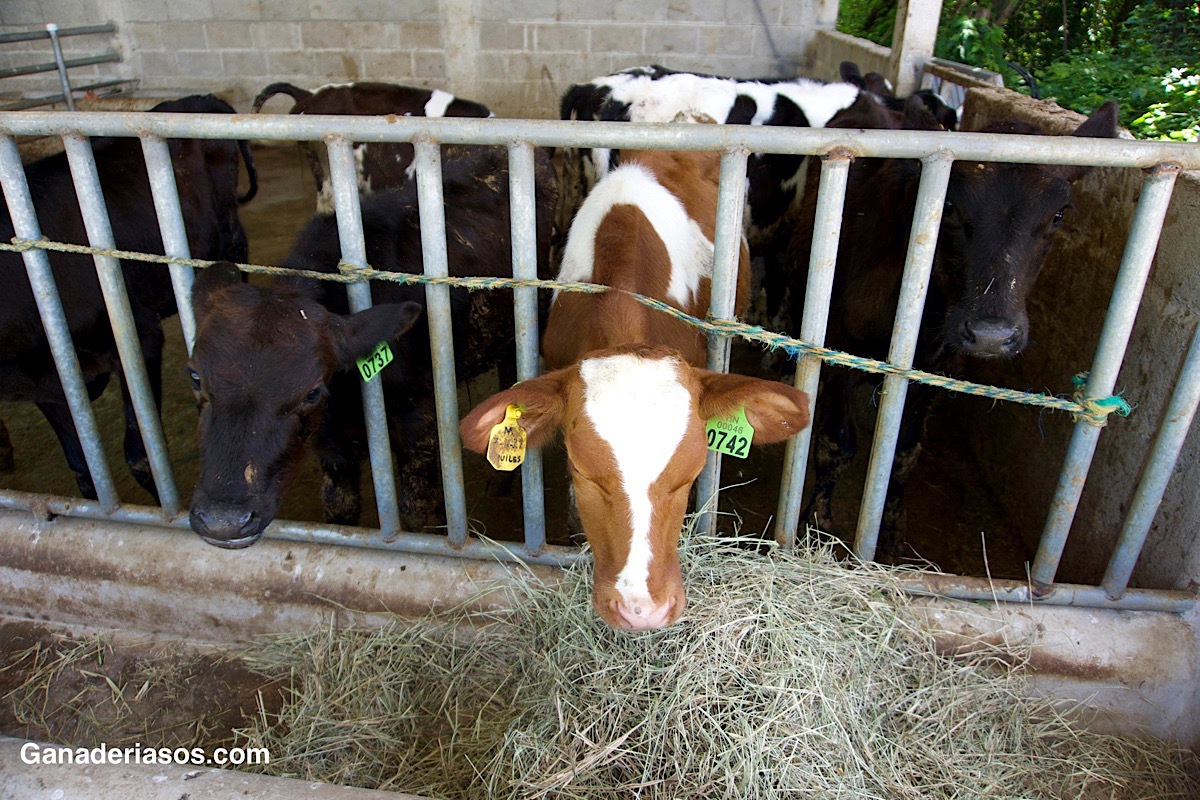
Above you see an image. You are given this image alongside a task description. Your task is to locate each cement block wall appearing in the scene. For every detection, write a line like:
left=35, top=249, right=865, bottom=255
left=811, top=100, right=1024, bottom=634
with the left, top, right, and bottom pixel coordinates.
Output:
left=1, top=0, right=840, bottom=116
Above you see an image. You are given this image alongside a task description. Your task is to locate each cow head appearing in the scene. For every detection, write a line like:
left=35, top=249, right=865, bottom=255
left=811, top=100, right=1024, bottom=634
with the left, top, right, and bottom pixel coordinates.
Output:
left=461, top=344, right=809, bottom=631
left=934, top=101, right=1119, bottom=359
left=186, top=262, right=422, bottom=549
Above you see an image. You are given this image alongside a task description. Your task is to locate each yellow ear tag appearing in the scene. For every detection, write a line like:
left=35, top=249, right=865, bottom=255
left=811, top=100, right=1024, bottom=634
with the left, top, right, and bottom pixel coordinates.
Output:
left=486, top=404, right=527, bottom=472
left=705, top=406, right=754, bottom=459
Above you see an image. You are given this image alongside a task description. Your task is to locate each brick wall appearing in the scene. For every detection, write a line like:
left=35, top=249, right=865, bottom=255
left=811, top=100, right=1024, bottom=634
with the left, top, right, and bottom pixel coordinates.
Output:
left=2, top=0, right=840, bottom=117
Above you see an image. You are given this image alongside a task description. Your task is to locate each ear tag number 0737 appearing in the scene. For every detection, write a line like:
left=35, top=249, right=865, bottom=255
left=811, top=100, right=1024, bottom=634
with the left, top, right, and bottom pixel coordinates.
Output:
left=487, top=404, right=527, bottom=472
left=357, top=341, right=394, bottom=383
left=706, top=406, right=754, bottom=459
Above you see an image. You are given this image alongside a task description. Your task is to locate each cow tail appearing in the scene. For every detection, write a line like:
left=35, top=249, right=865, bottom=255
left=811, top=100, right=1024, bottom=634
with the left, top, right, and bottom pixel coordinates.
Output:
left=237, top=139, right=259, bottom=204
left=250, top=82, right=312, bottom=114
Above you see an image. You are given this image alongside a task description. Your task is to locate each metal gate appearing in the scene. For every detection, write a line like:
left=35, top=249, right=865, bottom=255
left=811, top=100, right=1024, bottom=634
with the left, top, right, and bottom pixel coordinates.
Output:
left=0, top=109, right=1197, bottom=614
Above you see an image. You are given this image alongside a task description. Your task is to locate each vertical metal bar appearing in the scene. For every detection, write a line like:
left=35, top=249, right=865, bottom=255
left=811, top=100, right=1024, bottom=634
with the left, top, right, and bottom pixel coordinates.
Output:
left=1031, top=164, right=1180, bottom=588
left=774, top=152, right=851, bottom=547
left=853, top=153, right=954, bottom=561
left=325, top=137, right=402, bottom=538
left=0, top=135, right=118, bottom=509
left=45, top=24, right=75, bottom=112
left=62, top=134, right=180, bottom=514
left=507, top=141, right=546, bottom=554
left=695, top=147, right=749, bottom=536
left=414, top=138, right=469, bottom=547
left=140, top=135, right=198, bottom=354
left=1102, top=322, right=1200, bottom=598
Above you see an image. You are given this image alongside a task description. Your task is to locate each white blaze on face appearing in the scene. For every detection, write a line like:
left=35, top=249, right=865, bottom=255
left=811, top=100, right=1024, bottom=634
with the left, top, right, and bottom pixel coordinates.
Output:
left=580, top=353, right=691, bottom=610
left=424, top=89, right=455, bottom=117
left=554, top=163, right=713, bottom=308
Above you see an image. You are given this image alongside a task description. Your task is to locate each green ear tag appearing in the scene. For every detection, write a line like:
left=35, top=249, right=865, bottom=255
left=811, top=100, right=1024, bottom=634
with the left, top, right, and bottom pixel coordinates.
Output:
left=357, top=341, right=394, bottom=383
left=705, top=406, right=754, bottom=459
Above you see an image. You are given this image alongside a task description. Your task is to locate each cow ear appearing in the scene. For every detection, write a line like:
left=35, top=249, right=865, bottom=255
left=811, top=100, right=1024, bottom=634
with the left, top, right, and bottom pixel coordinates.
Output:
left=697, top=372, right=810, bottom=444
left=839, top=61, right=865, bottom=88
left=331, top=302, right=423, bottom=367
left=460, top=368, right=572, bottom=452
left=1061, top=101, right=1119, bottom=182
left=192, top=261, right=242, bottom=320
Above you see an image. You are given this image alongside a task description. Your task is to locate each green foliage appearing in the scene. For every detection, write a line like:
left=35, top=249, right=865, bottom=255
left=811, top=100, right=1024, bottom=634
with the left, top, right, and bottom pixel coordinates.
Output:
left=836, top=0, right=1198, bottom=140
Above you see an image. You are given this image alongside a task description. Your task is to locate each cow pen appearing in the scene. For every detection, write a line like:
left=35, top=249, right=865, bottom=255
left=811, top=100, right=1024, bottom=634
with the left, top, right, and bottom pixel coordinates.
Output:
left=1, top=104, right=1199, bottom=752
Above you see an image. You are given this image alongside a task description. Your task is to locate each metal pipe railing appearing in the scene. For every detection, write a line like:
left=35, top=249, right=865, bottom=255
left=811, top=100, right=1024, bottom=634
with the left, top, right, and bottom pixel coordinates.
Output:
left=1030, top=165, right=1180, bottom=589
left=695, top=148, right=750, bottom=535
left=775, top=153, right=852, bottom=547
left=0, top=110, right=1195, bottom=614
left=45, top=25, right=75, bottom=112
left=326, top=137, right=403, bottom=539
left=0, top=24, right=117, bottom=44
left=0, top=135, right=119, bottom=510
left=140, top=135, right=198, bottom=354
left=61, top=133, right=180, bottom=513
left=507, top=142, right=547, bottom=555
left=0, top=52, right=120, bottom=80
left=414, top=139, right=469, bottom=547
left=853, top=154, right=954, bottom=561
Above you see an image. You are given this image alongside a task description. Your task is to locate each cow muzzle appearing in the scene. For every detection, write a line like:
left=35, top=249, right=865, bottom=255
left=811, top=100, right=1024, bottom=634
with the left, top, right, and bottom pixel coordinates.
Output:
left=190, top=503, right=266, bottom=549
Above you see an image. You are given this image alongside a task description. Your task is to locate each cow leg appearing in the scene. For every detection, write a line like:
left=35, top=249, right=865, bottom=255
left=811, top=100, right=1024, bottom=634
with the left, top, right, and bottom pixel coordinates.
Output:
left=35, top=401, right=98, bottom=500
left=392, top=404, right=445, bottom=535
left=802, top=370, right=858, bottom=538
left=120, top=325, right=165, bottom=503
left=0, top=418, right=13, bottom=473
left=319, top=444, right=363, bottom=528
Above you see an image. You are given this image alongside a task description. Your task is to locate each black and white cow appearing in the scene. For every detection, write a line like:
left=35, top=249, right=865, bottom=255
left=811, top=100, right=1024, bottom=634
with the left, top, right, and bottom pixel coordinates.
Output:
left=252, top=81, right=494, bottom=213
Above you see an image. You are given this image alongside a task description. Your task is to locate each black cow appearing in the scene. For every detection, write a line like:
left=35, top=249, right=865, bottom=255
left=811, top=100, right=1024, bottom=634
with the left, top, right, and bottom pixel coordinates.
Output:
left=0, top=94, right=256, bottom=500
left=187, top=145, right=558, bottom=548
left=787, top=96, right=1119, bottom=557
left=251, top=81, right=493, bottom=213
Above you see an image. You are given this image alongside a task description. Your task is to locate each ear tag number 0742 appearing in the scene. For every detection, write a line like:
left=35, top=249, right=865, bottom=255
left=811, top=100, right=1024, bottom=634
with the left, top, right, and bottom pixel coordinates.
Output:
left=487, top=404, right=527, bottom=472
left=706, top=406, right=754, bottom=459
left=357, top=341, right=394, bottom=383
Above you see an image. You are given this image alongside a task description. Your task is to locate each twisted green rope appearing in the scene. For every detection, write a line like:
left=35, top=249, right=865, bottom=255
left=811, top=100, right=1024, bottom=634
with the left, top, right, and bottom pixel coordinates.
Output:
left=2, top=236, right=1131, bottom=426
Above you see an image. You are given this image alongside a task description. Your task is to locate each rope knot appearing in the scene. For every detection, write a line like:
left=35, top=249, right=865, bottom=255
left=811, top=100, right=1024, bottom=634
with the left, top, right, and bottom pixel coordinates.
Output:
left=336, top=259, right=374, bottom=282
left=1070, top=371, right=1133, bottom=427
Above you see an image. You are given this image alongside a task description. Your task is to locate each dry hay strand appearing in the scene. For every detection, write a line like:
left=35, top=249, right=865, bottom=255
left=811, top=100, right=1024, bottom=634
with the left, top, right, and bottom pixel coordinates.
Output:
left=238, top=529, right=1200, bottom=799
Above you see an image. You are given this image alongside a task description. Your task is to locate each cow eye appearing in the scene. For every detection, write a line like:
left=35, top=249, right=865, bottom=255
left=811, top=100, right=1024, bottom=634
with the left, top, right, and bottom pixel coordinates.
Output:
left=187, top=368, right=201, bottom=391
left=1052, top=206, right=1068, bottom=226
left=301, top=386, right=324, bottom=406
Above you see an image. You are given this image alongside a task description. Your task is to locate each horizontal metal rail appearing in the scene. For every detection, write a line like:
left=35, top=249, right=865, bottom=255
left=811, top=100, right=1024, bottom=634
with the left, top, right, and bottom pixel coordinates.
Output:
left=0, top=52, right=120, bottom=80
left=0, top=110, right=1195, bottom=616
left=0, top=79, right=136, bottom=112
left=0, top=112, right=1197, bottom=170
left=0, top=24, right=116, bottom=44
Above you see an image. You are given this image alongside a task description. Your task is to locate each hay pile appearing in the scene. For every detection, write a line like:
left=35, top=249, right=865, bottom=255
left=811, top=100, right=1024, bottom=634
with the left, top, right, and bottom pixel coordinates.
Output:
left=239, top=532, right=1199, bottom=799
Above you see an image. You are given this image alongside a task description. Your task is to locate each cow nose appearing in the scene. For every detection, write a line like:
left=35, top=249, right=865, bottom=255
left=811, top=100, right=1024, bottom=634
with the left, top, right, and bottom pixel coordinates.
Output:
left=960, top=317, right=1023, bottom=356
left=614, top=596, right=677, bottom=631
left=190, top=505, right=263, bottom=549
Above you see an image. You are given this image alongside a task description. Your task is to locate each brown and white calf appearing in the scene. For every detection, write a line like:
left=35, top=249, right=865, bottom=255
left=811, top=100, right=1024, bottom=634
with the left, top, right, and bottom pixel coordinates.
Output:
left=461, top=146, right=810, bottom=631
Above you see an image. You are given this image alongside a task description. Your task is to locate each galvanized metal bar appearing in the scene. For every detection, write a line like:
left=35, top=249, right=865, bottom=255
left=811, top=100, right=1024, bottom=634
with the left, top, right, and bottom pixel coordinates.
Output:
left=0, top=24, right=116, bottom=44
left=774, top=152, right=852, bottom=547
left=61, top=133, right=179, bottom=514
left=0, top=52, right=120, bottom=80
left=0, top=135, right=119, bottom=510
left=853, top=154, right=954, bottom=561
left=899, top=572, right=1196, bottom=613
left=0, top=79, right=136, bottom=112
left=45, top=24, right=75, bottom=112
left=507, top=141, right=546, bottom=554
left=1101, top=322, right=1200, bottom=598
left=0, top=489, right=587, bottom=569
left=325, top=137, right=402, bottom=539
left=414, top=138, right=469, bottom=547
left=695, top=147, right=749, bottom=536
left=140, top=135, right=197, bottom=354
left=1031, top=165, right=1180, bottom=588
left=1, top=112, right=1197, bottom=171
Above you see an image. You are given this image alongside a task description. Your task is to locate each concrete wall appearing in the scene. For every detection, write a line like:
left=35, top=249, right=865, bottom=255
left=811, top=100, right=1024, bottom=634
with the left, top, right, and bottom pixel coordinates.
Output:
left=1, top=0, right=841, bottom=117
left=957, top=87, right=1200, bottom=594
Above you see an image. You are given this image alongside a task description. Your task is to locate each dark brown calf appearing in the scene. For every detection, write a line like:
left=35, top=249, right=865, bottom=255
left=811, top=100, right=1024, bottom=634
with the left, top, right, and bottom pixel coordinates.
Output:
left=188, top=145, right=557, bottom=548
left=251, top=81, right=493, bottom=214
left=788, top=97, right=1119, bottom=556
left=0, top=94, right=255, bottom=501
